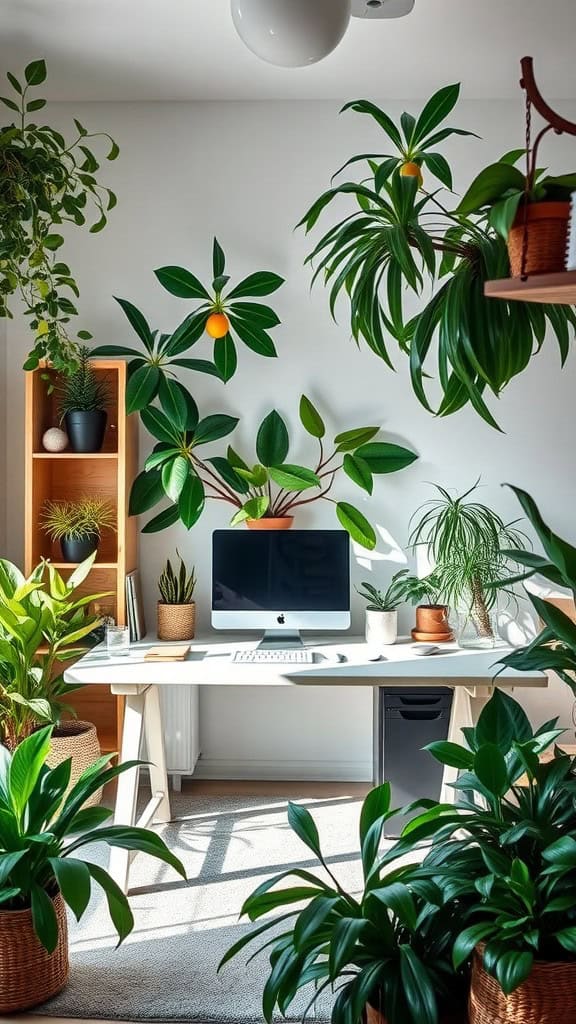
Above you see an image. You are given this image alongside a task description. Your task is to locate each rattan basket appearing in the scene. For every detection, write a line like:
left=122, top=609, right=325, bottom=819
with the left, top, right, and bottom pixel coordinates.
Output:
left=0, top=890, right=69, bottom=1012
left=470, top=944, right=576, bottom=1024
left=157, top=601, right=196, bottom=642
left=47, top=720, right=103, bottom=808
left=507, top=201, right=570, bottom=276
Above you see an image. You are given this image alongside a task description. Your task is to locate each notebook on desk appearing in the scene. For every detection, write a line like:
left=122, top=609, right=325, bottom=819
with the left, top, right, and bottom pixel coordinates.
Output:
left=144, top=644, right=191, bottom=662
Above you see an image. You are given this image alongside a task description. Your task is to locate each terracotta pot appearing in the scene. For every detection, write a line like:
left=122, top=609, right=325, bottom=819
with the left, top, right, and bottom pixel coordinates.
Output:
left=157, top=601, right=196, bottom=642
left=367, top=1001, right=465, bottom=1024
left=246, top=517, right=293, bottom=531
left=469, top=943, right=576, bottom=1024
left=47, top=720, right=103, bottom=808
left=412, top=604, right=454, bottom=642
left=508, top=201, right=570, bottom=276
left=0, top=890, right=69, bottom=1012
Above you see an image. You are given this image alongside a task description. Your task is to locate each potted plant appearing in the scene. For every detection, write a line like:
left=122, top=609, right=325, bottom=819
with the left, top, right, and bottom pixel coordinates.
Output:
left=129, top=387, right=417, bottom=551
left=0, top=61, right=118, bottom=374
left=92, top=237, right=285, bottom=407
left=393, top=570, right=453, bottom=643
left=219, top=786, right=468, bottom=1024
left=299, top=85, right=576, bottom=429
left=57, top=346, right=110, bottom=452
left=457, top=152, right=576, bottom=276
left=0, top=725, right=185, bottom=1012
left=393, top=689, right=576, bottom=1024
left=157, top=551, right=197, bottom=642
left=409, top=482, right=528, bottom=648
left=357, top=571, right=409, bottom=646
left=41, top=496, right=116, bottom=562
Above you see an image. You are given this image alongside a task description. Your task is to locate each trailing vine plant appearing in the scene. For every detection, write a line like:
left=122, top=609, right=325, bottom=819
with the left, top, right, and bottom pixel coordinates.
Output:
left=0, top=60, right=119, bottom=373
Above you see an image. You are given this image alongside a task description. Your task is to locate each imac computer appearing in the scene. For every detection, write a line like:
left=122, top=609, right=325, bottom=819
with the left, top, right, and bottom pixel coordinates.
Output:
left=212, top=530, right=350, bottom=662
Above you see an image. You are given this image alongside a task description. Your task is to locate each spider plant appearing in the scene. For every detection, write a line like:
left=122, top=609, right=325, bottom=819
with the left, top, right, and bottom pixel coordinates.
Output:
left=298, top=84, right=576, bottom=429
left=41, top=498, right=116, bottom=542
left=409, top=482, right=528, bottom=640
left=356, top=570, right=413, bottom=612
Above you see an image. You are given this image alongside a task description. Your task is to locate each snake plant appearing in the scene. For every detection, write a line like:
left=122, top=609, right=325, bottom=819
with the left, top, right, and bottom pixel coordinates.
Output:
left=158, top=552, right=196, bottom=605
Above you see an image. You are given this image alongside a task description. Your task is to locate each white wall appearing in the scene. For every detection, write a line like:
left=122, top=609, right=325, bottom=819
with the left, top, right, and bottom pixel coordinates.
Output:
left=5, top=99, right=576, bottom=778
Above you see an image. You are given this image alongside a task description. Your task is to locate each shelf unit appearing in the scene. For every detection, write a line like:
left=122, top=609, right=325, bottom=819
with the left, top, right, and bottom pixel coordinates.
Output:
left=485, top=271, right=576, bottom=305
left=25, top=360, right=139, bottom=753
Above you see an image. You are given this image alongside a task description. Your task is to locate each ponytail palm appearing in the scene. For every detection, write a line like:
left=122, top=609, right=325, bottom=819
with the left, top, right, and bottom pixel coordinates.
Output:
left=299, top=85, right=576, bottom=429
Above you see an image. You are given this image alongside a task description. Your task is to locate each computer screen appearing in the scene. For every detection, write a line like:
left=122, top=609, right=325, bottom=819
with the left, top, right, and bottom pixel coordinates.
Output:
left=211, top=530, right=350, bottom=632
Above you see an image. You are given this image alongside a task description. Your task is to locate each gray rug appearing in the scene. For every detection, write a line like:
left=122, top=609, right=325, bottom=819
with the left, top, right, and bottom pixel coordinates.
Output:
left=35, top=791, right=367, bottom=1022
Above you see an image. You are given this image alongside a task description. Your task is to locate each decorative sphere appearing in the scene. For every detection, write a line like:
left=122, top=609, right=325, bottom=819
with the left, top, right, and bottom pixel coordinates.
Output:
left=42, top=427, right=68, bottom=453
left=231, top=0, right=352, bottom=68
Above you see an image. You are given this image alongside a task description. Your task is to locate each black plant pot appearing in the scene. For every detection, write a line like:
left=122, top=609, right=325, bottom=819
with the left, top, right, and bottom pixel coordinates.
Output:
left=60, top=534, right=99, bottom=563
left=65, top=410, right=107, bottom=453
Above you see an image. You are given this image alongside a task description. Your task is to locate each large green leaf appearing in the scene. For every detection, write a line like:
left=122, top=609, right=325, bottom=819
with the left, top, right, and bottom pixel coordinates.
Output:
left=178, top=475, right=205, bottom=529
left=142, top=504, right=180, bottom=534
left=422, top=151, right=452, bottom=190
left=162, top=456, right=189, bottom=502
left=158, top=377, right=198, bottom=432
left=268, top=465, right=320, bottom=492
left=140, top=406, right=181, bottom=445
left=207, top=458, right=250, bottom=495
left=227, top=272, right=284, bottom=299
left=9, top=727, right=52, bottom=822
left=336, top=503, right=376, bottom=550
left=214, top=335, right=237, bottom=383
left=299, top=396, right=325, bottom=439
left=126, top=364, right=160, bottom=414
left=230, top=496, right=269, bottom=526
left=399, top=945, right=438, bottom=1024
left=495, top=951, right=534, bottom=996
left=413, top=83, right=460, bottom=144
left=49, top=857, right=91, bottom=921
left=193, top=415, right=239, bottom=446
left=229, top=317, right=277, bottom=357
left=474, top=743, right=509, bottom=797
left=171, top=358, right=224, bottom=380
left=328, top=917, right=366, bottom=980
left=343, top=454, right=373, bottom=495
left=154, top=266, right=211, bottom=300
left=164, top=311, right=208, bottom=357
left=424, top=740, right=474, bottom=770
left=256, top=410, right=290, bottom=467
left=334, top=427, right=379, bottom=452
left=228, top=302, right=281, bottom=329
left=354, top=442, right=418, bottom=474
left=457, top=162, right=525, bottom=215
left=129, top=469, right=164, bottom=516
left=25, top=59, right=47, bottom=86
left=213, top=238, right=226, bottom=278
left=287, top=802, right=322, bottom=859
left=340, top=100, right=403, bottom=149
left=31, top=884, right=59, bottom=953
left=86, top=861, right=134, bottom=945
left=475, top=689, right=532, bottom=750
left=114, top=297, right=154, bottom=351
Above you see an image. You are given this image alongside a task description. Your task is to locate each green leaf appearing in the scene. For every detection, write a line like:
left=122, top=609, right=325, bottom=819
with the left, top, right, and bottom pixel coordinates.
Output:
left=399, top=945, right=438, bottom=1024
left=43, top=233, right=64, bottom=251
left=154, top=266, right=211, bottom=300
left=355, top=442, right=418, bottom=474
left=0, top=97, right=19, bottom=112
left=329, top=917, right=366, bottom=980
left=372, top=882, right=417, bottom=929
left=228, top=302, right=281, bottom=329
left=129, top=469, right=164, bottom=516
left=413, top=83, right=460, bottom=144
left=126, top=364, right=160, bottom=414
left=193, top=415, right=239, bottom=446
left=556, top=927, right=576, bottom=954
left=213, top=238, right=226, bottom=278
left=179, top=475, right=205, bottom=529
left=336, top=503, right=375, bottom=550
left=457, top=162, right=525, bottom=215
left=230, top=496, right=269, bottom=526
left=214, top=335, right=237, bottom=383
left=340, top=100, right=403, bottom=149
left=475, top=688, right=531, bottom=751
left=142, top=504, right=180, bottom=534
left=31, top=884, right=59, bottom=953
left=172, top=358, right=224, bottom=380
left=495, top=951, right=534, bottom=996
left=229, top=317, right=277, bottom=358
left=424, top=740, right=474, bottom=769
left=453, top=922, right=495, bottom=969
left=299, top=396, right=325, bottom=439
left=86, top=862, right=134, bottom=946
left=287, top=802, right=322, bottom=859
left=488, top=192, right=523, bottom=239
left=158, top=377, right=198, bottom=432
left=9, top=726, right=52, bottom=822
left=140, top=406, right=181, bottom=445
left=164, top=311, right=208, bottom=357
left=49, top=858, right=91, bottom=921
left=474, top=743, right=509, bottom=797
left=268, top=465, right=320, bottom=492
left=227, top=272, right=284, bottom=299
left=25, top=59, right=47, bottom=86
left=26, top=97, right=47, bottom=112
left=114, top=297, right=154, bottom=351
left=343, top=454, right=373, bottom=495
left=6, top=72, right=22, bottom=94
left=422, top=151, right=453, bottom=190
left=162, top=456, right=189, bottom=502
left=256, top=410, right=290, bottom=467
left=207, top=457, right=250, bottom=495
left=334, top=426, right=379, bottom=452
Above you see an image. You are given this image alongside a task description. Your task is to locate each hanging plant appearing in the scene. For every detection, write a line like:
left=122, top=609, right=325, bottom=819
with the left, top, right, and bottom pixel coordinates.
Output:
left=129, top=388, right=418, bottom=549
left=0, top=60, right=119, bottom=373
left=299, top=84, right=576, bottom=429
left=92, top=238, right=284, bottom=412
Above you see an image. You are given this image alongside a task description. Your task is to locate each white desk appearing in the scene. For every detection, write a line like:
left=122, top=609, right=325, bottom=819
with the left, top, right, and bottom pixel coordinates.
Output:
left=65, top=636, right=545, bottom=892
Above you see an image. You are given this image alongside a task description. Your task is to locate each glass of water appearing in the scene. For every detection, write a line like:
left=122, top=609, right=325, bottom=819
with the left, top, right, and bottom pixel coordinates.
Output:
left=106, top=624, right=130, bottom=657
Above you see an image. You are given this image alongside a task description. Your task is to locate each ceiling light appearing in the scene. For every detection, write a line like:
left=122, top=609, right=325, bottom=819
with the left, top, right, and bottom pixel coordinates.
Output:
left=351, top=0, right=415, bottom=18
left=230, top=0, right=352, bottom=68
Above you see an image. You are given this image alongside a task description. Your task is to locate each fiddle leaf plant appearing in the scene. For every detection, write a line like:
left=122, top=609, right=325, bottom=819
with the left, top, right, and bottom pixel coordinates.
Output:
left=92, top=238, right=284, bottom=412
left=0, top=60, right=119, bottom=373
left=299, top=84, right=576, bottom=429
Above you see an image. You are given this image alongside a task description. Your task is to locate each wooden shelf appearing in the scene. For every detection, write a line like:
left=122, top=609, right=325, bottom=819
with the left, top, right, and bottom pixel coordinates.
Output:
left=33, top=452, right=119, bottom=460
left=485, top=270, right=576, bottom=304
left=49, top=561, right=118, bottom=570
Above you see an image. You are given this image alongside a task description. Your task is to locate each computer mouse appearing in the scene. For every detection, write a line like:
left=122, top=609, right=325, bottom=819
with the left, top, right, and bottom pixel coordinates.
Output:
left=412, top=645, right=440, bottom=656
left=367, top=653, right=386, bottom=662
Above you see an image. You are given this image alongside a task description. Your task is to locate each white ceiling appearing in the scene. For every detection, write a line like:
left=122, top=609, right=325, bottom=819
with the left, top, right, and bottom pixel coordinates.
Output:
left=1, top=0, right=576, bottom=102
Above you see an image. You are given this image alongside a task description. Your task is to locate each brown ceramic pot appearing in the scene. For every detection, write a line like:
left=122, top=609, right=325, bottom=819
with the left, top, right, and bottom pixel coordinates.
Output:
left=246, top=517, right=293, bottom=531
left=507, top=201, right=570, bottom=276
left=367, top=1000, right=466, bottom=1024
left=412, top=603, right=454, bottom=642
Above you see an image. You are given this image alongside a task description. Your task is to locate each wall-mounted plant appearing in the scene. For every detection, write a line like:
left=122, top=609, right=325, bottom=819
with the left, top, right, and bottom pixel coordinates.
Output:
left=92, top=238, right=284, bottom=412
left=0, top=60, right=119, bottom=373
left=129, top=388, right=418, bottom=550
left=299, top=84, right=576, bottom=429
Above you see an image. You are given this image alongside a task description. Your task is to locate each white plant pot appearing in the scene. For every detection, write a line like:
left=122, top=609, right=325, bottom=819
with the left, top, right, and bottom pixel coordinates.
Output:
left=365, top=609, right=398, bottom=647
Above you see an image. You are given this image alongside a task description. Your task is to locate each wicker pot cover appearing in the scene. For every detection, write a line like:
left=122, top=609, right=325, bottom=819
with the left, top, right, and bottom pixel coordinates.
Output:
left=0, top=890, right=69, bottom=1012
left=157, top=601, right=196, bottom=641
left=507, top=201, right=570, bottom=277
left=470, top=944, right=576, bottom=1024
left=47, top=720, right=103, bottom=808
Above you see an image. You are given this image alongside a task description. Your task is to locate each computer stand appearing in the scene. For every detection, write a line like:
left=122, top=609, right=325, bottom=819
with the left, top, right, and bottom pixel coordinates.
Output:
left=256, top=630, right=304, bottom=650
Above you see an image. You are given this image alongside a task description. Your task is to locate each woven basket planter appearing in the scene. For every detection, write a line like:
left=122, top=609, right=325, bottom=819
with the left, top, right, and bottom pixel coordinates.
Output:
left=47, top=720, right=103, bottom=808
left=470, top=944, right=576, bottom=1024
left=0, top=890, right=69, bottom=1012
left=507, top=201, right=570, bottom=277
left=157, top=601, right=196, bottom=642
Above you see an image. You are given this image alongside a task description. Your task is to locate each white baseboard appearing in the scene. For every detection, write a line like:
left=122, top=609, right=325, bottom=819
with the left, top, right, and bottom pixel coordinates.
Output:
left=191, top=757, right=373, bottom=783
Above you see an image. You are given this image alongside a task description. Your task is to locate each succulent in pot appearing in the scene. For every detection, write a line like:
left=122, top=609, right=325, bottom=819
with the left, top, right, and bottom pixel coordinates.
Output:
left=357, top=571, right=409, bottom=646
left=57, top=346, right=110, bottom=452
left=157, top=551, right=197, bottom=642
left=0, top=726, right=185, bottom=1012
left=41, top=497, right=116, bottom=562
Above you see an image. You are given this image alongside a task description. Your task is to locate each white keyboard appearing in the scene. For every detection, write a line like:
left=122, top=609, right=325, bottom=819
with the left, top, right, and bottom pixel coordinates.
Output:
left=232, top=649, right=315, bottom=664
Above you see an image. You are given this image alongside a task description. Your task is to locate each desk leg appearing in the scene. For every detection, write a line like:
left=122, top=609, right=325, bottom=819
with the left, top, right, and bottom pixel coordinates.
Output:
left=144, top=684, right=171, bottom=824
left=440, top=686, right=474, bottom=804
left=109, top=689, right=147, bottom=893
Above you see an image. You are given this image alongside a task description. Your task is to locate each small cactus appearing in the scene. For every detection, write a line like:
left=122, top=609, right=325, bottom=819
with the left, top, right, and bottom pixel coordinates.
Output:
left=158, top=551, right=196, bottom=605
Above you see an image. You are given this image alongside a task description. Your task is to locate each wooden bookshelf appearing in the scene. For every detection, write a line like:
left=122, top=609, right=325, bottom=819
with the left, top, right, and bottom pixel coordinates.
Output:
left=485, top=270, right=576, bottom=304
left=25, top=360, right=139, bottom=753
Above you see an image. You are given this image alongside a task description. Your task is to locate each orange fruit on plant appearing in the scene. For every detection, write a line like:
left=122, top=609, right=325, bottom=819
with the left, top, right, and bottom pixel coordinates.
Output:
left=400, top=161, right=423, bottom=187
left=206, top=312, right=229, bottom=339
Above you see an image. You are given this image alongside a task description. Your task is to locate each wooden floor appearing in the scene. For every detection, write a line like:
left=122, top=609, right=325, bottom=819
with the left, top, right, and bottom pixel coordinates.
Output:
left=24, top=779, right=369, bottom=1024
